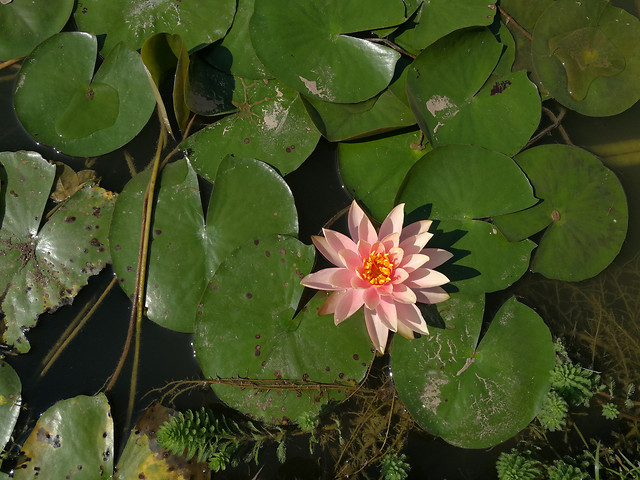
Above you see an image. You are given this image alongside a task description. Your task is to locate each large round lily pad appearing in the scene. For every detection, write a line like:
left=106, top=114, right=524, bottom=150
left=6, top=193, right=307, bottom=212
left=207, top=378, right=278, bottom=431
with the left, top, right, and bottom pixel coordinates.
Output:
left=0, top=0, right=74, bottom=60
left=194, top=235, right=373, bottom=424
left=493, top=144, right=628, bottom=281
left=532, top=0, right=640, bottom=116
left=0, top=151, right=115, bottom=352
left=392, top=295, right=555, bottom=448
left=397, top=144, right=537, bottom=293
left=13, top=32, right=155, bottom=157
left=74, top=0, right=235, bottom=55
left=13, top=394, right=114, bottom=479
left=406, top=27, right=541, bottom=156
left=250, top=0, right=405, bottom=103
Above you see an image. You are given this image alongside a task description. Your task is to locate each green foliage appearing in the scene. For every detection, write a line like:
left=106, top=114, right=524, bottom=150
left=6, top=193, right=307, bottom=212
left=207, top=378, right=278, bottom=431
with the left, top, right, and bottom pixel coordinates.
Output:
left=537, top=391, right=569, bottom=432
left=156, top=408, right=286, bottom=472
left=551, top=362, right=599, bottom=407
left=496, top=449, right=542, bottom=480
left=601, top=403, right=619, bottom=420
left=548, top=459, right=591, bottom=480
left=380, top=453, right=411, bottom=480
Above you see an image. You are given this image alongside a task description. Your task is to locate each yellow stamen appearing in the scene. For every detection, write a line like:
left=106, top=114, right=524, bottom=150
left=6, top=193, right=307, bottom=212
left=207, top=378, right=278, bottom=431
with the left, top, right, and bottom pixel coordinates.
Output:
left=362, top=252, right=393, bottom=286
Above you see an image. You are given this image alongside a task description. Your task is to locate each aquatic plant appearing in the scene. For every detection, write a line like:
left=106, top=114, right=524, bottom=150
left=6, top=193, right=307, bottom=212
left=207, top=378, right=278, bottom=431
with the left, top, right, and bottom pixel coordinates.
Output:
left=547, top=459, right=591, bottom=480
left=380, top=453, right=411, bottom=480
left=300, top=200, right=452, bottom=353
left=156, top=407, right=286, bottom=472
left=601, top=403, right=620, bottom=420
left=537, top=391, right=569, bottom=432
left=496, top=449, right=542, bottom=480
left=551, top=362, right=600, bottom=407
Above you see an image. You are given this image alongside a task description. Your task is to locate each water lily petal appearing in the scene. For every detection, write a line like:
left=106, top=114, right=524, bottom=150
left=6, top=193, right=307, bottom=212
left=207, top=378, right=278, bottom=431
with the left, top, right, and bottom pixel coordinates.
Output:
left=380, top=232, right=400, bottom=251
left=399, top=253, right=430, bottom=272
left=339, top=248, right=362, bottom=271
left=421, top=248, right=454, bottom=269
left=351, top=275, right=371, bottom=289
left=399, top=230, right=434, bottom=256
left=388, top=246, right=404, bottom=266
left=414, top=286, right=450, bottom=304
left=391, top=267, right=409, bottom=284
left=330, top=268, right=358, bottom=289
left=363, top=286, right=381, bottom=310
left=405, top=268, right=450, bottom=289
left=301, top=268, right=347, bottom=290
left=400, top=220, right=432, bottom=243
left=311, top=235, right=344, bottom=267
left=334, top=288, right=365, bottom=324
left=324, top=228, right=358, bottom=260
left=358, top=213, right=378, bottom=245
left=318, top=291, right=340, bottom=316
left=379, top=203, right=405, bottom=240
left=358, top=239, right=372, bottom=259
left=365, top=308, right=389, bottom=354
left=390, top=283, right=417, bottom=304
left=348, top=200, right=366, bottom=240
left=395, top=321, right=416, bottom=340
left=375, top=297, right=398, bottom=331
left=396, top=302, right=429, bottom=335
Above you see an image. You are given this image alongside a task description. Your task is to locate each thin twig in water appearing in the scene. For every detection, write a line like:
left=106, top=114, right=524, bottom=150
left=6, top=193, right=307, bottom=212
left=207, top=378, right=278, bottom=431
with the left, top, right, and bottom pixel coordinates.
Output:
left=498, top=6, right=532, bottom=41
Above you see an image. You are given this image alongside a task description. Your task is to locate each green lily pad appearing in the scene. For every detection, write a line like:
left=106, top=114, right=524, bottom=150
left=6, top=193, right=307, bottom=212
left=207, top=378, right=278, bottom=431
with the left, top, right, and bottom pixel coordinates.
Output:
left=13, top=394, right=113, bottom=479
left=406, top=28, right=541, bottom=156
left=74, top=0, right=235, bottom=56
left=532, top=0, right=640, bottom=116
left=0, top=361, right=21, bottom=455
left=182, top=78, right=320, bottom=179
left=184, top=50, right=236, bottom=116
left=250, top=0, right=405, bottom=103
left=202, top=0, right=268, bottom=79
left=493, top=144, right=628, bottom=281
left=392, top=295, right=555, bottom=448
left=397, top=144, right=537, bottom=293
left=338, top=130, right=426, bottom=222
left=110, top=157, right=298, bottom=332
left=0, top=151, right=115, bottom=352
left=114, top=403, right=209, bottom=479
left=0, top=0, right=74, bottom=60
left=13, top=32, right=155, bottom=157
left=392, top=0, right=497, bottom=53
left=194, top=235, right=373, bottom=424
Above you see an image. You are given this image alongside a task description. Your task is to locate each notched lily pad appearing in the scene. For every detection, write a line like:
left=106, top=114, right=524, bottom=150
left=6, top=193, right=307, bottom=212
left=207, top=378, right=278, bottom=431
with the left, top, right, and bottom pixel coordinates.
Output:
left=392, top=295, right=555, bottom=448
left=493, top=144, right=628, bottom=281
left=194, top=235, right=373, bottom=424
left=0, top=151, right=116, bottom=353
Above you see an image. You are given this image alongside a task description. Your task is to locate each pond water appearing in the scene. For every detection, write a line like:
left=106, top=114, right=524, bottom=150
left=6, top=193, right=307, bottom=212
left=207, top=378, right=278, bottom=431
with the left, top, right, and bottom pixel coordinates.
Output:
left=2, top=10, right=640, bottom=480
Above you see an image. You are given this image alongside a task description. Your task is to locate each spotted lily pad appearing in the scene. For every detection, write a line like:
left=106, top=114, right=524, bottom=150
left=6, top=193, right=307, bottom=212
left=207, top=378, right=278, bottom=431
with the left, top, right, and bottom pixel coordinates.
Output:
left=74, top=0, right=235, bottom=55
left=13, top=394, right=114, bottom=479
left=194, top=235, right=373, bottom=424
left=532, top=0, right=640, bottom=116
left=0, top=151, right=115, bottom=353
left=406, top=27, right=541, bottom=156
left=0, top=361, right=21, bottom=456
left=13, top=32, right=155, bottom=157
left=0, top=0, right=74, bottom=60
left=397, top=144, right=537, bottom=294
left=392, top=295, right=555, bottom=448
left=493, top=144, right=628, bottom=281
left=110, top=157, right=298, bottom=332
left=182, top=78, right=320, bottom=178
left=250, top=0, right=405, bottom=103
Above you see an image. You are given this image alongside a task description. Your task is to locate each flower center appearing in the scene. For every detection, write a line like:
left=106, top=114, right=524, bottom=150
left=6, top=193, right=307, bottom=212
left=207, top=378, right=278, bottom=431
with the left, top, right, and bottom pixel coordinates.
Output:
left=362, top=252, right=393, bottom=286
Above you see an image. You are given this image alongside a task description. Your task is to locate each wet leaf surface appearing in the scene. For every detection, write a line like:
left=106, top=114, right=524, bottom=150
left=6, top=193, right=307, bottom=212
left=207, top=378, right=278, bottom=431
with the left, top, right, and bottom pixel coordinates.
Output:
left=392, top=295, right=555, bottom=448
left=0, top=151, right=115, bottom=352
left=0, top=361, right=21, bottom=455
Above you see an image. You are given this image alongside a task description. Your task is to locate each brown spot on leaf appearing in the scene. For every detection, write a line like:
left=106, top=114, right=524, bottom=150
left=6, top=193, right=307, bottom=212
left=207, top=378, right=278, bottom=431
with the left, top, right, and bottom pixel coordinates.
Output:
left=64, top=216, right=76, bottom=223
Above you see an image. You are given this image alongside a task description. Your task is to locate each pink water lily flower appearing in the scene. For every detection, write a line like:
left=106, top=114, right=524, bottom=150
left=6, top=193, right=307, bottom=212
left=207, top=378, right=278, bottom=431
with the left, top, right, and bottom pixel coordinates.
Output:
left=301, top=201, right=452, bottom=354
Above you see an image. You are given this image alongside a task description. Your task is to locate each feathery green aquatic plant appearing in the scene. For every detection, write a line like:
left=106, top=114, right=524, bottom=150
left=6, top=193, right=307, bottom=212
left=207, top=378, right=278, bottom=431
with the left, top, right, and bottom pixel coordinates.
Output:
left=156, top=407, right=286, bottom=472
left=496, top=449, right=542, bottom=480
left=380, top=453, right=411, bottom=480
left=547, top=459, right=591, bottom=480
left=551, top=362, right=600, bottom=406
left=537, top=391, right=569, bottom=432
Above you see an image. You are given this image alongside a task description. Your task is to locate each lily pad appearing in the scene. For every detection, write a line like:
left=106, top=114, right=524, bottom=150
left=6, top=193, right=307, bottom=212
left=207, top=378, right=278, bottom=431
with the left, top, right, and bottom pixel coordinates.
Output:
left=531, top=0, right=640, bottom=116
left=396, top=144, right=537, bottom=294
left=13, top=394, right=114, bottom=479
left=110, top=157, right=298, bottom=332
left=74, top=0, right=235, bottom=56
left=0, top=361, right=21, bottom=455
left=0, top=151, right=115, bottom=352
left=392, top=295, right=555, bottom=448
left=392, top=0, right=497, bottom=53
left=13, top=32, right=155, bottom=157
left=194, top=235, right=373, bottom=423
left=406, top=28, right=541, bottom=156
left=114, top=403, right=209, bottom=479
left=250, top=0, right=405, bottom=103
left=184, top=50, right=236, bottom=116
left=0, top=0, right=74, bottom=60
left=337, top=130, right=426, bottom=222
left=493, top=144, right=628, bottom=281
left=182, top=78, right=320, bottom=179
